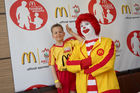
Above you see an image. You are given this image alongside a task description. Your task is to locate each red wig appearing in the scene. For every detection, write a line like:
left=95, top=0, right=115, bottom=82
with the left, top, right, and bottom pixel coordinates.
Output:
left=75, top=13, right=100, bottom=36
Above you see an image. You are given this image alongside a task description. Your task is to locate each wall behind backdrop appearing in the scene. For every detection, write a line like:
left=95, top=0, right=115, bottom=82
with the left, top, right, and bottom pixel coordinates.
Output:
left=1, top=0, right=140, bottom=92
left=0, top=0, right=15, bottom=92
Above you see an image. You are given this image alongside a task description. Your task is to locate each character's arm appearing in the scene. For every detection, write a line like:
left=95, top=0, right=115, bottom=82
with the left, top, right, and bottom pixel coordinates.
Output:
left=84, top=40, right=116, bottom=77
left=67, top=45, right=91, bottom=73
left=66, top=24, right=84, bottom=42
left=16, top=8, right=20, bottom=21
left=66, top=45, right=81, bottom=73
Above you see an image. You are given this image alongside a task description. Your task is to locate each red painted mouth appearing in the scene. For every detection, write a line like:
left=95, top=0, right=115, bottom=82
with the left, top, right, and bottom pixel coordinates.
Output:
left=83, top=29, right=89, bottom=34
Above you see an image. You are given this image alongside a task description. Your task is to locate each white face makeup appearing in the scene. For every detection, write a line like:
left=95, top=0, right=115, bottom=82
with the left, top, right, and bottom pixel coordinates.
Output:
left=80, top=21, right=97, bottom=40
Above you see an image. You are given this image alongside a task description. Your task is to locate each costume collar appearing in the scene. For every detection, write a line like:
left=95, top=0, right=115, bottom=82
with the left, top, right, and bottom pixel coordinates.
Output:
left=82, top=36, right=101, bottom=46
left=80, top=37, right=102, bottom=58
left=85, top=38, right=98, bottom=43
left=53, top=42, right=64, bottom=47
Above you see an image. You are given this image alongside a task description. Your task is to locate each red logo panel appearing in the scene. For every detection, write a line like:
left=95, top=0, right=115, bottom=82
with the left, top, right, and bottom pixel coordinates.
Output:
left=10, top=0, right=48, bottom=31
left=88, top=0, right=116, bottom=24
left=127, top=31, right=140, bottom=57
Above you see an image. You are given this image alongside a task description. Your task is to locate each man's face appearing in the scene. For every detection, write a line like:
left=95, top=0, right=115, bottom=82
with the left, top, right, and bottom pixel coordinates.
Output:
left=80, top=21, right=96, bottom=38
left=52, top=26, right=65, bottom=42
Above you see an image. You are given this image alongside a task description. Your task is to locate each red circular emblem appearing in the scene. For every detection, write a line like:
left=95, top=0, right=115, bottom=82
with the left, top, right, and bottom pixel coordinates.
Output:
left=10, top=0, right=48, bottom=31
left=97, top=48, right=104, bottom=56
left=88, top=0, right=116, bottom=24
left=127, top=31, right=140, bottom=57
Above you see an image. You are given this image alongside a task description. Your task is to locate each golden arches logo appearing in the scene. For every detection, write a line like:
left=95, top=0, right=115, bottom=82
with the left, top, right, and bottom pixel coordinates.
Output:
left=62, top=54, right=69, bottom=66
left=55, top=7, right=68, bottom=18
left=22, top=52, right=37, bottom=65
left=29, top=1, right=36, bottom=6
left=122, top=5, right=131, bottom=14
left=97, top=49, right=104, bottom=56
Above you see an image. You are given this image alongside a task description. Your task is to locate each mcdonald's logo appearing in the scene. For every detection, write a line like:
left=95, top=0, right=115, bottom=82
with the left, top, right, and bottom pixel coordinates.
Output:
left=22, top=52, right=37, bottom=65
left=29, top=1, right=36, bottom=6
left=122, top=5, right=131, bottom=14
left=55, top=7, right=68, bottom=18
left=97, top=49, right=104, bottom=56
left=62, top=54, right=69, bottom=66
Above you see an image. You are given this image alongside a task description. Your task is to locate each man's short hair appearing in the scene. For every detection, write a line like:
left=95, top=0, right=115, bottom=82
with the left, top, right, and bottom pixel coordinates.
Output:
left=51, top=23, right=64, bottom=33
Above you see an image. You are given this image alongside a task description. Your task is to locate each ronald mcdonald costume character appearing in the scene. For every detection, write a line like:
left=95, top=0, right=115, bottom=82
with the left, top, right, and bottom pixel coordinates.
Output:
left=66, top=13, right=120, bottom=93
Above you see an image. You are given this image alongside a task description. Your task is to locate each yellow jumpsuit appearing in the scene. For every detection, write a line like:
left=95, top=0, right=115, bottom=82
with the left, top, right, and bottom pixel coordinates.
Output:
left=67, top=37, right=120, bottom=93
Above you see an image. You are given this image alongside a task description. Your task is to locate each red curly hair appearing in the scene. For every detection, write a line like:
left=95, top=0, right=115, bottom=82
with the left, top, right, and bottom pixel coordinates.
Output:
left=75, top=13, right=100, bottom=37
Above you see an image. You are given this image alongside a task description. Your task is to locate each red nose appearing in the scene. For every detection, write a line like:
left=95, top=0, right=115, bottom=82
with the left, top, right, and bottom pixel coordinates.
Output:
left=83, top=27, right=86, bottom=29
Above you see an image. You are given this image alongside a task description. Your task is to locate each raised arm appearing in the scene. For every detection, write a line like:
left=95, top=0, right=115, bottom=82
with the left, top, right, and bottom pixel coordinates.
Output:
left=66, top=44, right=91, bottom=73
left=66, top=24, right=84, bottom=42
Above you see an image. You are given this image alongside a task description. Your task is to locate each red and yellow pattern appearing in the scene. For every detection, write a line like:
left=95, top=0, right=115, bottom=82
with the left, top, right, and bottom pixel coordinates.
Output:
left=49, top=40, right=78, bottom=71
left=67, top=37, right=120, bottom=93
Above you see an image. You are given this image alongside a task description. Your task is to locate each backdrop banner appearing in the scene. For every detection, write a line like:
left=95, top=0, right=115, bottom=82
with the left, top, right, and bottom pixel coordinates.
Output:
left=5, top=0, right=140, bottom=92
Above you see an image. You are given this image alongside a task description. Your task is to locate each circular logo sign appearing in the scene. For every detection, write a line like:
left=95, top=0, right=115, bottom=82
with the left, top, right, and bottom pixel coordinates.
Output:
left=127, top=31, right=140, bottom=57
left=97, top=48, right=104, bottom=56
left=10, top=0, right=48, bottom=31
left=88, top=0, right=116, bottom=24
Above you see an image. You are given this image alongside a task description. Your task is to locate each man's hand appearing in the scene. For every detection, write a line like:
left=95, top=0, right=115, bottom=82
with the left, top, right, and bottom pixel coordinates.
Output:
left=81, top=56, right=92, bottom=69
left=55, top=81, right=62, bottom=89
left=66, top=24, right=84, bottom=42
left=66, top=24, right=73, bottom=35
